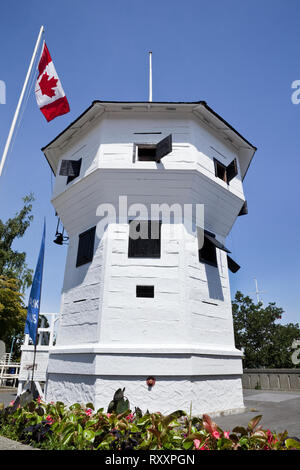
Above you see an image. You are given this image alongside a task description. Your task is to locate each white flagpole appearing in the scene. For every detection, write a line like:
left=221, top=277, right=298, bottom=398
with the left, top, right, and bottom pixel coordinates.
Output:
left=149, top=51, right=153, bottom=102
left=0, top=25, right=44, bottom=178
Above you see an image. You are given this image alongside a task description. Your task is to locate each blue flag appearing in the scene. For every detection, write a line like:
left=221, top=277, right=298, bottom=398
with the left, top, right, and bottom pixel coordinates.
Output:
left=25, top=221, right=46, bottom=344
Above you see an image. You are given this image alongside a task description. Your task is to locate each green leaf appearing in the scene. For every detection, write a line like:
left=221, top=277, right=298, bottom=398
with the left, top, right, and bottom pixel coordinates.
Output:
left=116, top=398, right=130, bottom=414
left=113, top=388, right=125, bottom=401
left=85, top=403, right=94, bottom=410
left=61, top=432, right=74, bottom=447
left=182, top=440, right=194, bottom=450
left=285, top=438, right=300, bottom=450
left=232, top=426, right=247, bottom=435
left=68, top=413, right=78, bottom=423
left=162, top=410, right=186, bottom=427
left=83, top=429, right=95, bottom=443
left=239, top=436, right=250, bottom=448
left=69, top=403, right=81, bottom=411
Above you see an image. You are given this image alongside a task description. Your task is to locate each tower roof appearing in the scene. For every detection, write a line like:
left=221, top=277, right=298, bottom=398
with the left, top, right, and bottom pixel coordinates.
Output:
left=42, top=100, right=257, bottom=179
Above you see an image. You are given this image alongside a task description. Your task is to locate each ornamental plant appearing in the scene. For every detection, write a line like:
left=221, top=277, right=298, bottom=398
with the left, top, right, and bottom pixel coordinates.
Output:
left=0, top=395, right=299, bottom=450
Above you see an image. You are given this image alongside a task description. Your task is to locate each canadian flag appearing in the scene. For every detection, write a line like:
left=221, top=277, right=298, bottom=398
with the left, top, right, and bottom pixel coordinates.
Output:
left=35, top=42, right=70, bottom=122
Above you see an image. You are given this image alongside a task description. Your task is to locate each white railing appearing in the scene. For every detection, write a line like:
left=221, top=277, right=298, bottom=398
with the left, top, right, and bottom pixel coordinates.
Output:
left=18, top=313, right=59, bottom=397
left=0, top=354, right=20, bottom=387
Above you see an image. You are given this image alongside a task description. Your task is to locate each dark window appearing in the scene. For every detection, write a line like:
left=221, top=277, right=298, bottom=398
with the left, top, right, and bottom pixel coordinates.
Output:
left=128, top=220, right=161, bottom=258
left=214, top=159, right=227, bottom=182
left=136, top=285, right=154, bottom=298
left=59, top=159, right=82, bottom=184
left=199, top=235, right=218, bottom=267
left=198, top=229, right=230, bottom=267
left=138, top=144, right=157, bottom=161
left=214, top=158, right=238, bottom=184
left=226, top=158, right=238, bottom=183
left=76, top=226, right=96, bottom=267
left=136, top=134, right=172, bottom=162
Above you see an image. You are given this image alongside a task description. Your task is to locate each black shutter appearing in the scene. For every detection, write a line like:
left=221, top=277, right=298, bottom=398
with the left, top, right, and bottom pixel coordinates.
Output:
left=128, top=220, right=161, bottom=258
left=76, top=226, right=96, bottom=267
left=226, top=158, right=238, bottom=183
left=59, top=160, right=71, bottom=176
left=59, top=159, right=82, bottom=181
left=227, top=255, right=240, bottom=273
left=238, top=200, right=248, bottom=216
left=155, top=134, right=172, bottom=161
left=67, top=159, right=82, bottom=184
left=204, top=230, right=231, bottom=253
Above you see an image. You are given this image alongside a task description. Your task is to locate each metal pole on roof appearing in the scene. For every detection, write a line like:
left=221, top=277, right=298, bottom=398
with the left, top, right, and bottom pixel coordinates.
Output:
left=149, top=51, right=153, bottom=102
left=0, top=25, right=44, bottom=178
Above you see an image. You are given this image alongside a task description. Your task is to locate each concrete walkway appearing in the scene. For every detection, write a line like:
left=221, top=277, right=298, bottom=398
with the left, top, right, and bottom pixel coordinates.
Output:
left=215, top=389, right=300, bottom=438
left=0, top=435, right=38, bottom=450
left=0, top=389, right=38, bottom=450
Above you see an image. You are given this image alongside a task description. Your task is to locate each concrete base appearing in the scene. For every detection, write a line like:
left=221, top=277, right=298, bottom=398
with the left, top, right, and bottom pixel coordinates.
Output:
left=44, top=345, right=244, bottom=415
left=45, top=374, right=244, bottom=415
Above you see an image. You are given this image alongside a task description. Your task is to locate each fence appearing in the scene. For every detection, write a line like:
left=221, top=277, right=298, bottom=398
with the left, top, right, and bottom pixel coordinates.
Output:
left=242, top=369, right=300, bottom=391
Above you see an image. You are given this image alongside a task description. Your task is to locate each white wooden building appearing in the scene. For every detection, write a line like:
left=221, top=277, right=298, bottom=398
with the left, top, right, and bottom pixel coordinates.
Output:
left=42, top=101, right=256, bottom=415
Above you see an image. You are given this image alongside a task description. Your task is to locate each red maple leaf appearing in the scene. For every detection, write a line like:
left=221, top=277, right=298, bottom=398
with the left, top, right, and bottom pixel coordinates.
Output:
left=39, top=72, right=58, bottom=98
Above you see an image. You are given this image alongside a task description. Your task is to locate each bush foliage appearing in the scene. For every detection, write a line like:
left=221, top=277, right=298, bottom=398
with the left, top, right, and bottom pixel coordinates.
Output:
left=0, top=395, right=299, bottom=450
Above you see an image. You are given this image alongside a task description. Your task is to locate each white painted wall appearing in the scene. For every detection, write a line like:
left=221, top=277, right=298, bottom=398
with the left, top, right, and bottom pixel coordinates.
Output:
left=52, top=111, right=245, bottom=202
left=45, top=108, right=246, bottom=414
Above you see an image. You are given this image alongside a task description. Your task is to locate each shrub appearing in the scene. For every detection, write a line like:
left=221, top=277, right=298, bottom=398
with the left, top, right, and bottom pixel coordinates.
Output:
left=0, top=394, right=299, bottom=450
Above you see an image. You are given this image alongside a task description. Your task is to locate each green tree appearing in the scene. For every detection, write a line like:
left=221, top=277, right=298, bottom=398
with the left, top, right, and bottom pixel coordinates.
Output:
left=0, top=276, right=27, bottom=355
left=0, top=195, right=34, bottom=355
left=0, top=194, right=34, bottom=291
left=232, top=291, right=300, bottom=369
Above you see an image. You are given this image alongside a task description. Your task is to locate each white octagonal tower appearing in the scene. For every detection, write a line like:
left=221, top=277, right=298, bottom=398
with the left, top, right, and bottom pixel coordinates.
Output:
left=42, top=101, right=256, bottom=415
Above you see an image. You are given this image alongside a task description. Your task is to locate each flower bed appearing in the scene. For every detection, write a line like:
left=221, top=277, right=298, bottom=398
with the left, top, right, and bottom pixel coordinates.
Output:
left=0, top=394, right=299, bottom=450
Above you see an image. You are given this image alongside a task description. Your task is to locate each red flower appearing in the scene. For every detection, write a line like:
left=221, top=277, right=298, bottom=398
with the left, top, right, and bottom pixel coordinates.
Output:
left=212, top=430, right=221, bottom=439
left=126, top=413, right=134, bottom=423
left=46, top=415, right=54, bottom=425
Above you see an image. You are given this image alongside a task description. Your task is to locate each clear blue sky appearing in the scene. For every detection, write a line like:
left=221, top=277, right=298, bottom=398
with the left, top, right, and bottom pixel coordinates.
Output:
left=0, top=0, right=299, bottom=325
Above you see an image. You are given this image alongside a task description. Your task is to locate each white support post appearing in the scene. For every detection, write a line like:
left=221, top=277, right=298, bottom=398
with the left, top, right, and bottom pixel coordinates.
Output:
left=149, top=51, right=153, bottom=102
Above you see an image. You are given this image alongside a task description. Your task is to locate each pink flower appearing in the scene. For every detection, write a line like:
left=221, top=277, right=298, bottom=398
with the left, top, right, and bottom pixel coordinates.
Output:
left=85, top=408, right=93, bottom=416
left=46, top=415, right=54, bottom=425
left=193, top=439, right=201, bottom=449
left=37, top=396, right=42, bottom=403
left=224, top=431, right=230, bottom=439
left=9, top=400, right=15, bottom=406
left=126, top=413, right=134, bottom=423
left=212, top=430, right=221, bottom=439
left=106, top=413, right=112, bottom=418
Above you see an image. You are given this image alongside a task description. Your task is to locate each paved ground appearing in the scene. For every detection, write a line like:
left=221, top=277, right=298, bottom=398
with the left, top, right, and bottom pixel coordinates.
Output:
left=215, top=389, right=300, bottom=438
left=0, top=388, right=300, bottom=449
